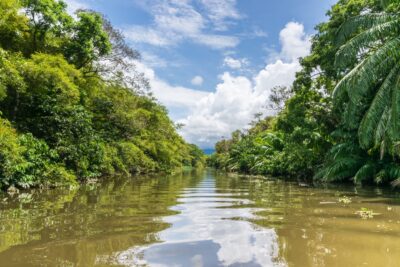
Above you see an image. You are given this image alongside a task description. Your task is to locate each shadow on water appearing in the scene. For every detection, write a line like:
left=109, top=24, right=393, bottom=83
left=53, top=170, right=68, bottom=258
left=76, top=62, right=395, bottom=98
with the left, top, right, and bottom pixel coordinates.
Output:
left=0, top=169, right=400, bottom=266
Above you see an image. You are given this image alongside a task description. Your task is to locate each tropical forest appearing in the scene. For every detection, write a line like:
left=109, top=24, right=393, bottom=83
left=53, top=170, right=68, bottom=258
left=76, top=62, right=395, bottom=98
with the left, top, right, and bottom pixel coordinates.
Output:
left=0, top=0, right=205, bottom=190
left=209, top=0, right=400, bottom=187
left=0, top=0, right=399, bottom=266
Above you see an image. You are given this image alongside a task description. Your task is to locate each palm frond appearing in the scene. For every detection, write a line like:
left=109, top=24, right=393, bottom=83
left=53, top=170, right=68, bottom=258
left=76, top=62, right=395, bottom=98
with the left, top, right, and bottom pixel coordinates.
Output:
left=353, top=163, right=376, bottom=184
left=329, top=142, right=359, bottom=159
left=336, top=13, right=397, bottom=45
left=389, top=75, right=400, bottom=141
left=358, top=64, right=400, bottom=148
left=374, top=107, right=390, bottom=147
left=380, top=164, right=400, bottom=184
left=333, top=58, right=365, bottom=100
left=336, top=19, right=400, bottom=67
left=318, top=155, right=364, bottom=182
left=343, top=101, right=364, bottom=129
left=333, top=37, right=400, bottom=104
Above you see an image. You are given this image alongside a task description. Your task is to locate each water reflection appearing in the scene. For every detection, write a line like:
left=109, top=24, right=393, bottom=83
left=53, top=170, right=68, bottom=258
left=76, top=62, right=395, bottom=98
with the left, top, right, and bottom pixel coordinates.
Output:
left=0, top=170, right=400, bottom=266
left=106, top=174, right=283, bottom=266
left=0, top=172, right=205, bottom=266
left=214, top=173, right=400, bottom=267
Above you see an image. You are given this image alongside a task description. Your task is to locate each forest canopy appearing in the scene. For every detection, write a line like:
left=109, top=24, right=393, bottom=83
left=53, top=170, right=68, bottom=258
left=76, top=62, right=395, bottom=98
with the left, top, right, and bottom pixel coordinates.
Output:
left=0, top=0, right=205, bottom=189
left=209, top=0, right=400, bottom=186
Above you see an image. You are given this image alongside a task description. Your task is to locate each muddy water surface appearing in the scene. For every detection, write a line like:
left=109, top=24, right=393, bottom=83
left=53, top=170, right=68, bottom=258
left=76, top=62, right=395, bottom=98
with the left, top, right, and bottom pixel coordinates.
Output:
left=0, top=170, right=399, bottom=266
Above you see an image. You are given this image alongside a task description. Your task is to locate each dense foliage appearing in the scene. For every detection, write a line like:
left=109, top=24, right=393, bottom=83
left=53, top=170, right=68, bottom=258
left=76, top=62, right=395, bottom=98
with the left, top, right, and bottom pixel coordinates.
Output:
left=209, top=0, right=400, bottom=186
left=0, top=0, right=204, bottom=189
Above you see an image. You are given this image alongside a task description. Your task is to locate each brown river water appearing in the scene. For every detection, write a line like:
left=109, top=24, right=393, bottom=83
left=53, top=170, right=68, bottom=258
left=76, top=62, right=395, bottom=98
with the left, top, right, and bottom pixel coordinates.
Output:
left=0, top=169, right=399, bottom=267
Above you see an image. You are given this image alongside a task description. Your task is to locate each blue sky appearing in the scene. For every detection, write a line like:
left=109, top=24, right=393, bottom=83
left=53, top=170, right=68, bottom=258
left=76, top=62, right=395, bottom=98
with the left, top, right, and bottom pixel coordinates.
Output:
left=66, top=0, right=337, bottom=148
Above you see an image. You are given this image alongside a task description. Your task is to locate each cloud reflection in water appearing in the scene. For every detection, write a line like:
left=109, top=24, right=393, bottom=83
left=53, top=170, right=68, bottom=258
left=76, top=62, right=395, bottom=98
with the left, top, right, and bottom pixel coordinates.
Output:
left=107, top=177, right=286, bottom=267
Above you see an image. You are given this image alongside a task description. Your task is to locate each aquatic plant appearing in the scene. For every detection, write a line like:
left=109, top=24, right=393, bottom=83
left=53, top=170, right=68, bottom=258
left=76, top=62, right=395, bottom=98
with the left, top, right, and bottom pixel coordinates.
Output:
left=356, top=208, right=380, bottom=219
left=338, top=196, right=352, bottom=204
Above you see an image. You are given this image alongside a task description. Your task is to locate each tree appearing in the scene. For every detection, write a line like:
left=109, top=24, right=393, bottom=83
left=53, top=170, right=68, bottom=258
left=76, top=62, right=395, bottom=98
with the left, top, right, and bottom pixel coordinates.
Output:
left=333, top=0, right=400, bottom=151
left=21, top=0, right=73, bottom=53
left=64, top=10, right=111, bottom=70
left=0, top=0, right=29, bottom=51
left=268, top=86, right=292, bottom=111
left=210, top=0, right=392, bottom=184
left=0, top=0, right=203, bottom=189
left=317, top=0, right=400, bottom=185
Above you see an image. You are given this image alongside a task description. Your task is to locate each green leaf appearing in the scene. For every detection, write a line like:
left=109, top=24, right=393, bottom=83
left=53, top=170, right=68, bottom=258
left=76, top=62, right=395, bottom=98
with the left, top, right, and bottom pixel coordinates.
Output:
left=358, top=64, right=400, bottom=148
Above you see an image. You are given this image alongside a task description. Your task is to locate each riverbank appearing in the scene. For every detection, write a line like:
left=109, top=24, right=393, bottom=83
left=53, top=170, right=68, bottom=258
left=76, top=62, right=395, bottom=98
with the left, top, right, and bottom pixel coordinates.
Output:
left=0, top=1, right=205, bottom=191
left=2, top=166, right=206, bottom=195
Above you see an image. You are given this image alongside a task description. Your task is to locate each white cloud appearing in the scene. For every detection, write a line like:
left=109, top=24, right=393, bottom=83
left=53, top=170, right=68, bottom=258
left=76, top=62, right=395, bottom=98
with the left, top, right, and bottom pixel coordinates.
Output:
left=178, top=73, right=263, bottom=147
left=254, top=60, right=301, bottom=93
left=135, top=61, right=208, bottom=109
left=152, top=80, right=208, bottom=108
left=279, top=22, right=311, bottom=61
left=178, top=22, right=311, bottom=148
left=191, top=76, right=204, bottom=86
left=124, top=26, right=175, bottom=47
left=154, top=0, right=205, bottom=34
left=140, top=52, right=169, bottom=68
left=253, top=28, right=268, bottom=38
left=125, top=0, right=240, bottom=49
left=223, top=56, right=249, bottom=69
left=199, top=0, right=241, bottom=31
left=193, top=34, right=239, bottom=49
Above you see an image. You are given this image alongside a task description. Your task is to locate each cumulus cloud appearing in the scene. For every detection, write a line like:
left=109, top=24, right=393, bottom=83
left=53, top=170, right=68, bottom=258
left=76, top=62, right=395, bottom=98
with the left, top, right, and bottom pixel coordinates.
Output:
left=135, top=61, right=208, bottom=110
left=223, top=56, right=249, bottom=69
left=191, top=76, right=204, bottom=86
left=178, top=22, right=311, bottom=148
left=125, top=0, right=240, bottom=49
left=254, top=60, right=300, bottom=93
left=279, top=22, right=311, bottom=61
left=178, top=73, right=262, bottom=147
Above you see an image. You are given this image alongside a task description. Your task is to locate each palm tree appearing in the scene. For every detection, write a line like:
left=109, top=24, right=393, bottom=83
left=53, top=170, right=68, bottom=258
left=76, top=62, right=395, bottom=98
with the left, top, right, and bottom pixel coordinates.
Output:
left=317, top=0, right=400, bottom=185
left=334, top=0, right=400, bottom=152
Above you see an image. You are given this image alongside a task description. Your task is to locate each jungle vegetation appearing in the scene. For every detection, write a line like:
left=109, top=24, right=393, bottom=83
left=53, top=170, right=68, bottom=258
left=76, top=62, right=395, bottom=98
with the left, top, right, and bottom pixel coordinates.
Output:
left=208, top=0, right=400, bottom=186
left=0, top=0, right=205, bottom=190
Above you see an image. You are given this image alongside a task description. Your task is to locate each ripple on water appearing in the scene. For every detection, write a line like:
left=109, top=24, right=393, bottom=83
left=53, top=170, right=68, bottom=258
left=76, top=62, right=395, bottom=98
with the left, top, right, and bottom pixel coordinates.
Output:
left=2, top=171, right=399, bottom=266
left=104, top=177, right=286, bottom=267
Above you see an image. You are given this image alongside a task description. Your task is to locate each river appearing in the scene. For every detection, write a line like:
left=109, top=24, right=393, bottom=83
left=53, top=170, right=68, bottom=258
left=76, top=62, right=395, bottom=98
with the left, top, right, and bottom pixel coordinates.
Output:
left=0, top=170, right=399, bottom=266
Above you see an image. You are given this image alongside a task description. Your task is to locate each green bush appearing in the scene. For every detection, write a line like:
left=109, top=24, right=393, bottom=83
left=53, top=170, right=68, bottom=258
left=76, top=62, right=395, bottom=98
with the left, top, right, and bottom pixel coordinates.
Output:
left=0, top=118, right=76, bottom=189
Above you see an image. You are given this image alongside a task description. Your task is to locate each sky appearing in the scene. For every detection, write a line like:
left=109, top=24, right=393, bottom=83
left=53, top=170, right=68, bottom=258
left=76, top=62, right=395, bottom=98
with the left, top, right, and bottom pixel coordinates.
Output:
left=65, top=0, right=337, bottom=149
